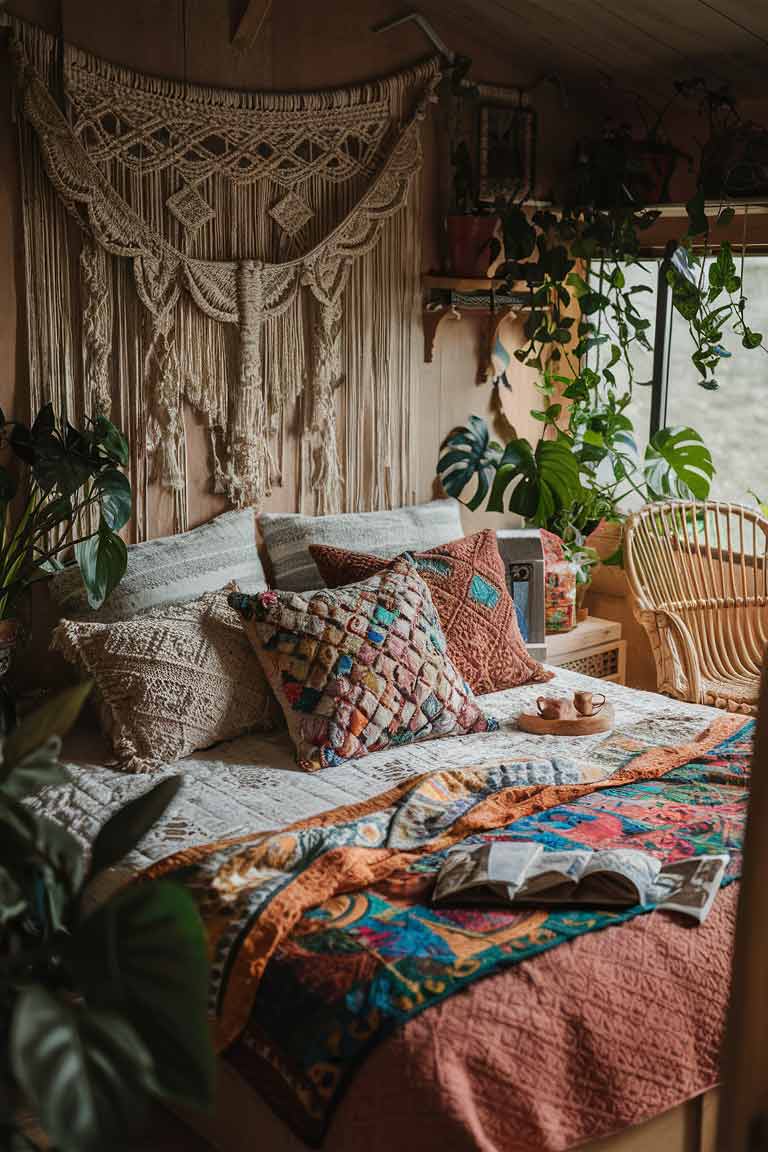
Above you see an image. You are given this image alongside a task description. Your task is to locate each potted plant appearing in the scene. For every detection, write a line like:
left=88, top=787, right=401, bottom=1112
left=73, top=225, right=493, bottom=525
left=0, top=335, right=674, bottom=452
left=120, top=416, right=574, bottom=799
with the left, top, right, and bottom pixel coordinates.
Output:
left=572, top=102, right=690, bottom=211
left=436, top=407, right=714, bottom=562
left=675, top=77, right=768, bottom=199
left=0, top=404, right=131, bottom=717
left=442, top=58, right=501, bottom=277
left=1, top=682, right=214, bottom=1151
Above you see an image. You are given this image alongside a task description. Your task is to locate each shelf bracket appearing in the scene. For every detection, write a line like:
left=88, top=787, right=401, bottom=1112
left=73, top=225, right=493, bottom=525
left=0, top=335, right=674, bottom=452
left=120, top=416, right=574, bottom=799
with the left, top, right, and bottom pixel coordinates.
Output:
left=423, top=305, right=461, bottom=364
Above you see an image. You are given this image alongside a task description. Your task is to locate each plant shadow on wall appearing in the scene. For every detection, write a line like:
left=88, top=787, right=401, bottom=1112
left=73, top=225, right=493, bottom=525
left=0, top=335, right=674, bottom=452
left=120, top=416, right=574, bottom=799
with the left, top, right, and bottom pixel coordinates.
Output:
left=437, top=69, right=766, bottom=568
left=0, top=684, right=214, bottom=1152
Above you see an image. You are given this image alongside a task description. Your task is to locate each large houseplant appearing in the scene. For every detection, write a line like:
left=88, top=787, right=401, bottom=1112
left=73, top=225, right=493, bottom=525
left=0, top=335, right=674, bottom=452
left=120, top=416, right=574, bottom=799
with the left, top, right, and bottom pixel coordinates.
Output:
left=447, top=170, right=762, bottom=554
left=0, top=404, right=131, bottom=722
left=1, top=682, right=214, bottom=1152
left=437, top=411, right=714, bottom=561
left=0, top=404, right=131, bottom=622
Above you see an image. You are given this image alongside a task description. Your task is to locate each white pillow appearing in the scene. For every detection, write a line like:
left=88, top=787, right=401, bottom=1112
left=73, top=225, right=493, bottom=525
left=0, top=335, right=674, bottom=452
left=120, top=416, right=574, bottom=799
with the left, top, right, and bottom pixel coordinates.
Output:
left=259, top=499, right=464, bottom=592
left=51, top=508, right=266, bottom=622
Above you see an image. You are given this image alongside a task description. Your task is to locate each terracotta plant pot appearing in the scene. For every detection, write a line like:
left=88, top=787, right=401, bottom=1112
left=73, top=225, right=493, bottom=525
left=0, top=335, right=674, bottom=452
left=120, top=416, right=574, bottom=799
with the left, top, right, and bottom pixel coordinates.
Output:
left=628, top=144, right=677, bottom=203
left=445, top=214, right=501, bottom=277
left=585, top=519, right=623, bottom=563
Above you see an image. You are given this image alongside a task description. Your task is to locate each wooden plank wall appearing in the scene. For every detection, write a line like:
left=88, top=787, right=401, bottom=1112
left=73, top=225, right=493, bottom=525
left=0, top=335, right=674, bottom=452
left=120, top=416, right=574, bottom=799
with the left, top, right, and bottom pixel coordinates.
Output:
left=0, top=0, right=597, bottom=541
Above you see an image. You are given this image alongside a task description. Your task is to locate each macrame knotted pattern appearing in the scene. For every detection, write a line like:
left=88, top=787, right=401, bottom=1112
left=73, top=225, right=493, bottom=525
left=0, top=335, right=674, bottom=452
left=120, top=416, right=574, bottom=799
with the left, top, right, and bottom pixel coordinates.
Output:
left=4, top=14, right=440, bottom=535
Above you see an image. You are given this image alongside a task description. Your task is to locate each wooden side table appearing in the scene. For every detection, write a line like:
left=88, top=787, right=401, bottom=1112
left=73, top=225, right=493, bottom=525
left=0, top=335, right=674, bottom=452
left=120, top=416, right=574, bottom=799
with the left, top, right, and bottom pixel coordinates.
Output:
left=545, top=617, right=627, bottom=685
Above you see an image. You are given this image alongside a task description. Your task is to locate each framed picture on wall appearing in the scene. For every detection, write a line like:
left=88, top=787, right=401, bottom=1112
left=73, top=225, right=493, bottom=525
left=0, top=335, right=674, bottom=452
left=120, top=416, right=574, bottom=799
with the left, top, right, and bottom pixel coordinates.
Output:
left=477, top=89, right=536, bottom=200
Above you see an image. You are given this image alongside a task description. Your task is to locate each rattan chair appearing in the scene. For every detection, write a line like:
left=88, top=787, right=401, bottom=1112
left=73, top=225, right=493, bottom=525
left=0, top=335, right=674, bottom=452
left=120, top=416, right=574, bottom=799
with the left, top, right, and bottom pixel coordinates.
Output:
left=624, top=500, right=768, bottom=714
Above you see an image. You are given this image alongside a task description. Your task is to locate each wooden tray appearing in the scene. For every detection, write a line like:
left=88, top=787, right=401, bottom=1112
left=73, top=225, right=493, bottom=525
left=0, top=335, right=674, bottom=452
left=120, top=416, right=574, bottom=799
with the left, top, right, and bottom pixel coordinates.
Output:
left=516, top=702, right=614, bottom=736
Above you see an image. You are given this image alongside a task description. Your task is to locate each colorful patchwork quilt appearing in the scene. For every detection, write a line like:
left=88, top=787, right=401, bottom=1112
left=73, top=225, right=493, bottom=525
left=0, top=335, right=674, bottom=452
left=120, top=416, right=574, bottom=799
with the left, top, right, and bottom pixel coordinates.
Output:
left=147, top=713, right=752, bottom=1145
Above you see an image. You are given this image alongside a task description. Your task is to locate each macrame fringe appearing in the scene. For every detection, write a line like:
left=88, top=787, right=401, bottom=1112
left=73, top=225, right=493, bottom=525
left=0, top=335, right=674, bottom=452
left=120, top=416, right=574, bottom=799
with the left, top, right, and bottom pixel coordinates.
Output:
left=3, top=11, right=437, bottom=534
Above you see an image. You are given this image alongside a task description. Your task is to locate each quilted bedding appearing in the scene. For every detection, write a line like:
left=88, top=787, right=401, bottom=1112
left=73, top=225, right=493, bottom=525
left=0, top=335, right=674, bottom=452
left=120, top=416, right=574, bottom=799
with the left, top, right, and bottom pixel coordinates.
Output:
left=30, top=669, right=737, bottom=1151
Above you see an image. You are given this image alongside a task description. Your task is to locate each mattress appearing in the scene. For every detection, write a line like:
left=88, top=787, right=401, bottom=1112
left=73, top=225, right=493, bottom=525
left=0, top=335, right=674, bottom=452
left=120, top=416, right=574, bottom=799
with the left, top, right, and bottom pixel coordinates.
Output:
left=33, top=667, right=719, bottom=870
left=30, top=668, right=731, bottom=1152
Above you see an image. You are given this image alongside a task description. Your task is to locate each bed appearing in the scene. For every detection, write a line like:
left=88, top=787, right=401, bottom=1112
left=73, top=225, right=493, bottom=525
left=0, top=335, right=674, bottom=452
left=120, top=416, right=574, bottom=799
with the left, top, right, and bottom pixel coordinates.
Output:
left=30, top=666, right=739, bottom=1152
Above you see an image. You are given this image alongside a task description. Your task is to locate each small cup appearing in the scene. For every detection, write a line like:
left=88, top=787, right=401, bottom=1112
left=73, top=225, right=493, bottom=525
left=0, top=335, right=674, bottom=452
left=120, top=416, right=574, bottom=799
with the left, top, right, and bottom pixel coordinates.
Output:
left=574, top=690, right=606, bottom=717
left=537, top=695, right=578, bottom=721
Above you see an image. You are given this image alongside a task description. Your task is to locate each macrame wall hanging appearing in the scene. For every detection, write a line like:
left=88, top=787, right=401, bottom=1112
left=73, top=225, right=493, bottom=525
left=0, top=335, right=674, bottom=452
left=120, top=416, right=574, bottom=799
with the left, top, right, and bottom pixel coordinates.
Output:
left=3, top=14, right=440, bottom=539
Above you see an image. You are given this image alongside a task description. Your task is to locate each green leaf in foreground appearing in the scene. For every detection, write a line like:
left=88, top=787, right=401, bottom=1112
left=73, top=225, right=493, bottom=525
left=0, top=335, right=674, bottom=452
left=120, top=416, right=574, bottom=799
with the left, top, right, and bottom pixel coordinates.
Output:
left=89, top=776, right=183, bottom=879
left=1, top=680, right=92, bottom=777
left=11, top=987, right=154, bottom=1152
left=71, top=880, right=215, bottom=1110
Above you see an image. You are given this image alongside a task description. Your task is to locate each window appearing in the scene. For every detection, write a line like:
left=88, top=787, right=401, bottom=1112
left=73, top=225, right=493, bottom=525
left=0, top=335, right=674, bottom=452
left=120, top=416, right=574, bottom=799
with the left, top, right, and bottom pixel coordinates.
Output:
left=591, top=253, right=768, bottom=510
left=665, top=255, right=768, bottom=506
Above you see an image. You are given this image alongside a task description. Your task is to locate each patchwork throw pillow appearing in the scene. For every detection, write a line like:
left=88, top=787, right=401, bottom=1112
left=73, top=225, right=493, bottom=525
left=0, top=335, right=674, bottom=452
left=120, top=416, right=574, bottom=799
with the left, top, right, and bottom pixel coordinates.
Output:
left=310, top=530, right=552, bottom=695
left=53, top=591, right=281, bottom=773
left=228, top=557, right=497, bottom=772
left=258, top=498, right=463, bottom=592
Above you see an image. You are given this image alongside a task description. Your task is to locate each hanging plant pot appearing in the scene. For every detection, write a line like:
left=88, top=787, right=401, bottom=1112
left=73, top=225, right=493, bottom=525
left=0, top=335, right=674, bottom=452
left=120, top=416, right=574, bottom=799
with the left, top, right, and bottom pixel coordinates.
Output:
left=627, top=144, right=677, bottom=204
left=445, top=214, right=501, bottom=277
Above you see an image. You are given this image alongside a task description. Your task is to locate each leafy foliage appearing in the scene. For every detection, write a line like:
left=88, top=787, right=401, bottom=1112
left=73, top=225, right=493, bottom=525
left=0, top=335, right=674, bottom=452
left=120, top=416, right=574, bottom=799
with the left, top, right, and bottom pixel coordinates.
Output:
left=439, top=411, right=714, bottom=550
left=485, top=437, right=582, bottom=525
left=666, top=215, right=763, bottom=390
left=436, top=415, right=502, bottom=510
left=440, top=59, right=764, bottom=557
left=0, top=687, right=214, bottom=1150
left=0, top=405, right=132, bottom=619
left=644, top=426, right=715, bottom=500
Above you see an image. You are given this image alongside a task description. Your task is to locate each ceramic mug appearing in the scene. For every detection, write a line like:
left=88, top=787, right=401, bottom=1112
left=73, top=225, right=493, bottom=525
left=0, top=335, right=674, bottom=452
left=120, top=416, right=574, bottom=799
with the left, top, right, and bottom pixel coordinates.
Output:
left=573, top=690, right=606, bottom=717
left=536, top=695, right=579, bottom=721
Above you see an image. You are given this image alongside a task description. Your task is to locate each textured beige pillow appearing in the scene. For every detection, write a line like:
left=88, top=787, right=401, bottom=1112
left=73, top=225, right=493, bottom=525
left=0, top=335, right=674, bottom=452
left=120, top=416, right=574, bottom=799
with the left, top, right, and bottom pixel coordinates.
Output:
left=53, top=591, right=281, bottom=773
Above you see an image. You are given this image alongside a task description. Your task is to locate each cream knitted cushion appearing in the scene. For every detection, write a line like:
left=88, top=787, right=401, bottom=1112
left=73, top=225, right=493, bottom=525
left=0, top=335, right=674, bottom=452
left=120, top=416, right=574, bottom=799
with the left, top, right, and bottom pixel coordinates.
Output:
left=51, top=508, right=267, bottom=622
left=53, top=591, right=281, bottom=772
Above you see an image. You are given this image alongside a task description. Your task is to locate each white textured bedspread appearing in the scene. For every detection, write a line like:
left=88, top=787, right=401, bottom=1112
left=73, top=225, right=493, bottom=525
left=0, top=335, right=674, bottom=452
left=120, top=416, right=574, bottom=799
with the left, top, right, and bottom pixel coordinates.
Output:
left=31, top=667, right=719, bottom=870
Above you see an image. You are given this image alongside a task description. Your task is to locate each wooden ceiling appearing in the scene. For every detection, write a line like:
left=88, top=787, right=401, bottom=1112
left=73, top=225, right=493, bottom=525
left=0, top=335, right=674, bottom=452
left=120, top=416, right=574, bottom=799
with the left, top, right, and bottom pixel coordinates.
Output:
left=418, top=0, right=768, bottom=102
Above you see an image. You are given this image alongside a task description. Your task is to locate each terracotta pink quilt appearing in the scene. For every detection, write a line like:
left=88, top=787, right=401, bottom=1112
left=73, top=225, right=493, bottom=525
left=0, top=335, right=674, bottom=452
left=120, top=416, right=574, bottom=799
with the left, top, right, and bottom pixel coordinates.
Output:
left=182, top=715, right=747, bottom=1149
left=298, top=883, right=735, bottom=1151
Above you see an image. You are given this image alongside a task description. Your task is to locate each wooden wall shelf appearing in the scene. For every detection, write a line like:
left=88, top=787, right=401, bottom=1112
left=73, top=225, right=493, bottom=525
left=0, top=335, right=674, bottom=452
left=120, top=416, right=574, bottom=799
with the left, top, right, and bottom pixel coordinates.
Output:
left=422, top=273, right=538, bottom=384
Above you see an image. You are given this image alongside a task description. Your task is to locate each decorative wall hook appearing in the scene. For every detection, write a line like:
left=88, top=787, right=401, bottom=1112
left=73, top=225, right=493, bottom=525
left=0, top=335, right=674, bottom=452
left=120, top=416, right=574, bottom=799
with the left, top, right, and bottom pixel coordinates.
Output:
left=372, top=11, right=454, bottom=64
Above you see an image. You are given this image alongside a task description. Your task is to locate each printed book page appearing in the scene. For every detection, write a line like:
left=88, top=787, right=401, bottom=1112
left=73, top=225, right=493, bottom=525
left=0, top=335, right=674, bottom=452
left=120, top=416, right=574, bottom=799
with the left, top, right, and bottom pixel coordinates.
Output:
left=433, top=842, right=728, bottom=922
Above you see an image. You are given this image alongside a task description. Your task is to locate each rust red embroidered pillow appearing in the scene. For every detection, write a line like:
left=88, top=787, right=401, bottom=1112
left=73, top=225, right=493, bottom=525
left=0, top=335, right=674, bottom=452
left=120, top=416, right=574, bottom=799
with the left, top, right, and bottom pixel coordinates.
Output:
left=310, top=530, right=552, bottom=695
left=227, top=557, right=497, bottom=772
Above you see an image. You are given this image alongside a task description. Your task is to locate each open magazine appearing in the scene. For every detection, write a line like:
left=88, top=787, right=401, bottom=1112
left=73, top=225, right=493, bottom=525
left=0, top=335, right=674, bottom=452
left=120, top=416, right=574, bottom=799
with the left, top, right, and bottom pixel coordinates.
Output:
left=432, top=842, right=729, bottom=924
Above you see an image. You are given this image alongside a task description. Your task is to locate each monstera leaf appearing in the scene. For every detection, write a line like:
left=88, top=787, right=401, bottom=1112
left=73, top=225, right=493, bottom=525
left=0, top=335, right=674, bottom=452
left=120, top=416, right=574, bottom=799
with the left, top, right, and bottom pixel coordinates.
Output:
left=437, top=416, right=502, bottom=510
left=644, top=426, right=715, bottom=501
left=487, top=435, right=582, bottom=527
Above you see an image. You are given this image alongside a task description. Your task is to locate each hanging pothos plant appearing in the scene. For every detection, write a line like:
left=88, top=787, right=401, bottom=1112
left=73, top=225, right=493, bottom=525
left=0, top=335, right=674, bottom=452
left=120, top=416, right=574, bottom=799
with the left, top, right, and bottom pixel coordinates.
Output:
left=438, top=184, right=765, bottom=555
